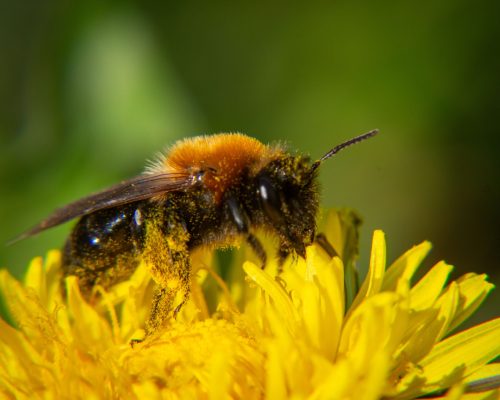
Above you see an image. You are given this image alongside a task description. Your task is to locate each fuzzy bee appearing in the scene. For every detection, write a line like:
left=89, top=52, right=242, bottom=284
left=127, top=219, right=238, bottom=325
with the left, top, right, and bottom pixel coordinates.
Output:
left=17, top=130, right=378, bottom=335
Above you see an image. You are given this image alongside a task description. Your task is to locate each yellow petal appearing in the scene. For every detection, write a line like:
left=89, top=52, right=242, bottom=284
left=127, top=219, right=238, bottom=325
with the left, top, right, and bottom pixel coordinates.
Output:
left=322, top=208, right=344, bottom=256
left=441, top=387, right=499, bottom=400
left=295, top=247, right=344, bottom=358
left=349, top=230, right=386, bottom=313
left=447, top=273, right=495, bottom=333
left=398, top=281, right=460, bottom=364
left=443, top=384, right=465, bottom=400
left=18, top=250, right=65, bottom=326
left=0, top=270, right=64, bottom=346
left=383, top=241, right=432, bottom=292
left=340, top=292, right=402, bottom=366
left=208, top=348, right=230, bottom=400
left=337, top=293, right=394, bottom=399
left=321, top=208, right=362, bottom=260
left=65, top=276, right=115, bottom=348
left=410, top=261, right=453, bottom=311
left=265, top=340, right=287, bottom=399
left=314, top=255, right=345, bottom=359
left=434, top=281, right=460, bottom=340
left=396, top=307, right=444, bottom=364
left=403, top=318, right=500, bottom=397
left=116, top=262, right=154, bottom=339
left=23, top=256, right=46, bottom=304
left=243, top=261, right=299, bottom=335
left=464, top=363, right=500, bottom=393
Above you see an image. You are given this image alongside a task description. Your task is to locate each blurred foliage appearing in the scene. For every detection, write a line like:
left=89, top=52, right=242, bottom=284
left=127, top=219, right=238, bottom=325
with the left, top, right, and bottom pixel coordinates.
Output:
left=1, top=1, right=499, bottom=324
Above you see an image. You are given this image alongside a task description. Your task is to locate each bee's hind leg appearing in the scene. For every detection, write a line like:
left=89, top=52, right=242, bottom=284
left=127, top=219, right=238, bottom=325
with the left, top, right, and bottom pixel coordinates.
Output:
left=144, top=280, right=189, bottom=335
left=141, top=216, right=191, bottom=338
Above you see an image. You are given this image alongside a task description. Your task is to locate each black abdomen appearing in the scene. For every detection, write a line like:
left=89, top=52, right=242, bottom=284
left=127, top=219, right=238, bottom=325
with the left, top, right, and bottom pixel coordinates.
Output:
left=62, top=203, right=146, bottom=295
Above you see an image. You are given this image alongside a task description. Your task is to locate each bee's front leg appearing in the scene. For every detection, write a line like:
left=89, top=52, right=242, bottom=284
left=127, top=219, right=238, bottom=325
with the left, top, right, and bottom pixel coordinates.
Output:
left=141, top=214, right=191, bottom=336
left=315, top=233, right=340, bottom=259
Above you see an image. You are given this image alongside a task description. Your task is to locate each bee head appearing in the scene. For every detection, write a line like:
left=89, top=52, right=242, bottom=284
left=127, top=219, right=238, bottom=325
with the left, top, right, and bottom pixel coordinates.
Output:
left=257, top=154, right=319, bottom=258
left=256, top=129, right=379, bottom=258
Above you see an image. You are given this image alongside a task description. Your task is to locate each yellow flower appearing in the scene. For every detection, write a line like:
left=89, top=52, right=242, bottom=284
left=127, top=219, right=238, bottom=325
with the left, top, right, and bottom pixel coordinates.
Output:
left=0, top=209, right=499, bottom=399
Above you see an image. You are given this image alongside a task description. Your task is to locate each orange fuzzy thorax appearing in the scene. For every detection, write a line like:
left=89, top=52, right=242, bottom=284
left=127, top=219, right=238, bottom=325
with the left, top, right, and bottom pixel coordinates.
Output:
left=162, top=133, right=282, bottom=203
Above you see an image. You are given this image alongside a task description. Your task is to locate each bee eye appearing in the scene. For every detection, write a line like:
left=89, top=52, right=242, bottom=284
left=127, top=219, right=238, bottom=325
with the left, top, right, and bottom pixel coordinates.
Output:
left=258, top=176, right=284, bottom=223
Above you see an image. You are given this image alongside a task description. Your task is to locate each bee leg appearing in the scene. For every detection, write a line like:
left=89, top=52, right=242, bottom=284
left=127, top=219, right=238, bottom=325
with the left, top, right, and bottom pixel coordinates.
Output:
left=226, top=195, right=267, bottom=269
left=246, top=233, right=267, bottom=268
left=276, top=247, right=290, bottom=274
left=315, top=233, right=340, bottom=258
left=141, top=217, right=191, bottom=336
left=146, top=287, right=169, bottom=333
left=145, top=280, right=190, bottom=334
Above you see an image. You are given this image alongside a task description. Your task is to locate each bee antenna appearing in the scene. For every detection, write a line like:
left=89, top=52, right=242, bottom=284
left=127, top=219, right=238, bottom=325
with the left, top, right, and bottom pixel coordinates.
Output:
left=310, top=129, right=379, bottom=173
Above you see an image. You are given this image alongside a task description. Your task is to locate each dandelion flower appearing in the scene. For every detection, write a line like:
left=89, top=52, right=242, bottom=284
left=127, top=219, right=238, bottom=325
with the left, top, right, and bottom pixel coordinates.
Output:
left=0, top=209, right=499, bottom=399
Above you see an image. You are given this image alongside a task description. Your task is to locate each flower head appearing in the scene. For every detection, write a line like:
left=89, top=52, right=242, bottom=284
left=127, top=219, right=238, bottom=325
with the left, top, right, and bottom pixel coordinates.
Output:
left=1, top=209, right=499, bottom=399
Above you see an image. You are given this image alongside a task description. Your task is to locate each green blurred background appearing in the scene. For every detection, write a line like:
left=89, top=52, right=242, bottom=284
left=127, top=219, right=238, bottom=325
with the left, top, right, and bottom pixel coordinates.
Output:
left=1, top=2, right=498, bottom=323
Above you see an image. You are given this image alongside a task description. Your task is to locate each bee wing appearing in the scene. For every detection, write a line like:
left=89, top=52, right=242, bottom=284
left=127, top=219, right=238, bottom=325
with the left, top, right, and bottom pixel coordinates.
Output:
left=12, top=172, right=195, bottom=242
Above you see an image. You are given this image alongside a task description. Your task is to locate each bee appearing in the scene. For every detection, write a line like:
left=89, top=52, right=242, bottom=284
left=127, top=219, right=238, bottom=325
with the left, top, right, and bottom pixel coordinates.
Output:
left=16, top=129, right=378, bottom=335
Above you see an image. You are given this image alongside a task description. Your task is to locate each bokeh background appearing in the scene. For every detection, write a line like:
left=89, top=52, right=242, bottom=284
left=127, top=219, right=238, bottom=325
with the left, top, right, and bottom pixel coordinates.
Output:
left=1, top=2, right=498, bottom=323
